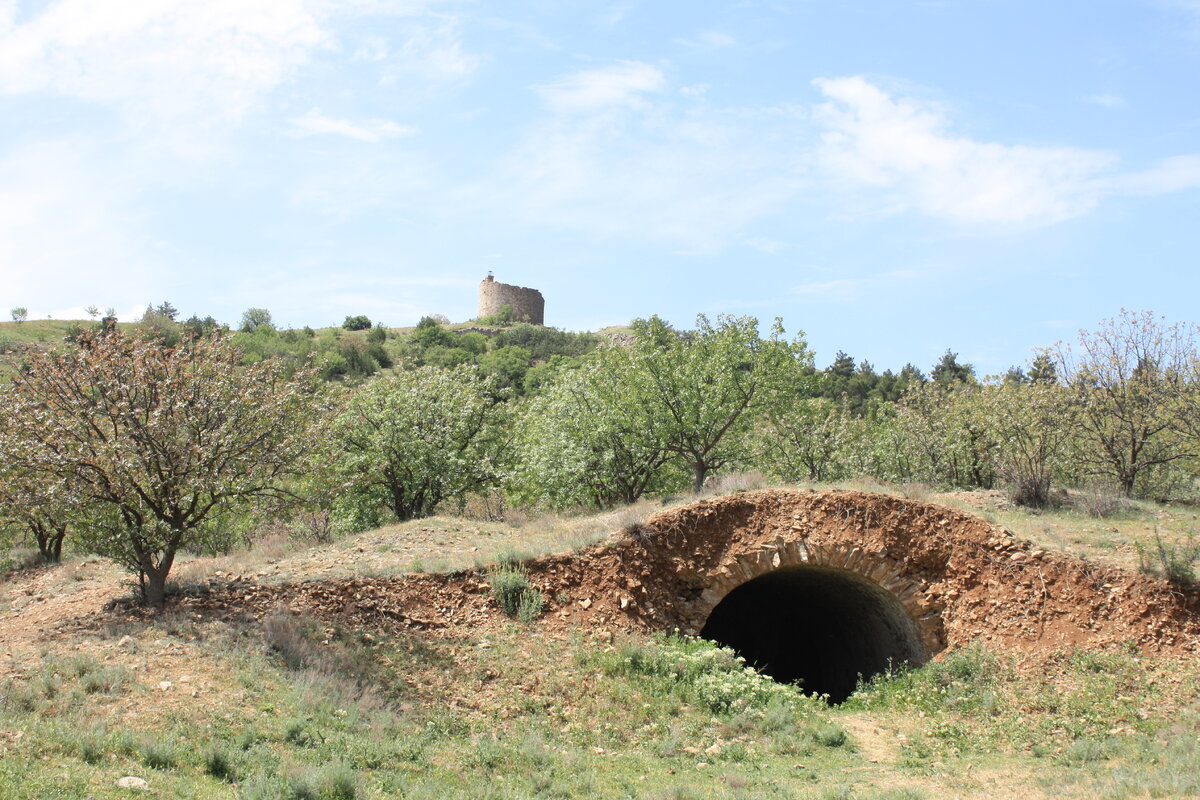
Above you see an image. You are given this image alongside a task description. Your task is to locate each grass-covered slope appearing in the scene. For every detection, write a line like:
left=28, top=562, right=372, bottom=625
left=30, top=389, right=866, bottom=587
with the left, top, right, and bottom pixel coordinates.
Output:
left=2, top=491, right=1200, bottom=799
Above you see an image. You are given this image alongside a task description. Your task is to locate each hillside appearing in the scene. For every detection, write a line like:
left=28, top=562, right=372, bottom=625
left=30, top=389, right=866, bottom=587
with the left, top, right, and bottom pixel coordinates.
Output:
left=3, top=487, right=1200, bottom=799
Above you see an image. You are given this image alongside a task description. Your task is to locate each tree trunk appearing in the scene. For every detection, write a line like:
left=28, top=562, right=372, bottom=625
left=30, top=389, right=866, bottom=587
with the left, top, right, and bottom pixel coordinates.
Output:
left=140, top=549, right=177, bottom=607
left=692, top=464, right=708, bottom=494
left=30, top=521, right=66, bottom=563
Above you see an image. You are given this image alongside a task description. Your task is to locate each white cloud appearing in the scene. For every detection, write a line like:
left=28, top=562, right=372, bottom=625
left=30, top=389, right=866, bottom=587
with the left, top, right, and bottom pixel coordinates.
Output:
left=813, top=76, right=1118, bottom=225
left=0, top=0, right=477, bottom=144
left=291, top=110, right=417, bottom=141
left=1105, top=154, right=1200, bottom=195
left=792, top=269, right=923, bottom=300
left=674, top=30, right=736, bottom=49
left=537, top=61, right=665, bottom=113
left=1087, top=93, right=1128, bottom=108
left=0, top=0, right=328, bottom=127
left=493, top=65, right=802, bottom=251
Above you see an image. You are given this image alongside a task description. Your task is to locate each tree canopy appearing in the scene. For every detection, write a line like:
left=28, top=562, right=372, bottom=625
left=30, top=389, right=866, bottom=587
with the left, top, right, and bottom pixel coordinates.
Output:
left=0, top=330, right=321, bottom=603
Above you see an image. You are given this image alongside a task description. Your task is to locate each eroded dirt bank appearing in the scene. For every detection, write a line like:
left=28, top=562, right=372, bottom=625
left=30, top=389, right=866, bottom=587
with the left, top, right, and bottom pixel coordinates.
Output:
left=113, top=489, right=1200, bottom=658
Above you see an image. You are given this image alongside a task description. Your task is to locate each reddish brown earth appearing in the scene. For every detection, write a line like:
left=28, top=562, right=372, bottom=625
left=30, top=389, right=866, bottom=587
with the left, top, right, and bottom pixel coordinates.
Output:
left=91, top=489, right=1200, bottom=658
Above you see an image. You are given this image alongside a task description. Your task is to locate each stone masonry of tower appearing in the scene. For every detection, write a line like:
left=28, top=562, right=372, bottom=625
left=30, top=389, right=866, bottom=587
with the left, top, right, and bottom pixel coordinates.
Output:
left=478, top=274, right=545, bottom=325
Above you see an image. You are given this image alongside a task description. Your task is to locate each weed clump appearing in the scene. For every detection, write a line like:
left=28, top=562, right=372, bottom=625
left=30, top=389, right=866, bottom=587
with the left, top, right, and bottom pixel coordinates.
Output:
left=140, top=738, right=177, bottom=769
left=204, top=746, right=237, bottom=781
left=287, top=762, right=360, bottom=800
left=1137, top=531, right=1200, bottom=586
left=488, top=558, right=545, bottom=622
left=591, top=634, right=827, bottom=716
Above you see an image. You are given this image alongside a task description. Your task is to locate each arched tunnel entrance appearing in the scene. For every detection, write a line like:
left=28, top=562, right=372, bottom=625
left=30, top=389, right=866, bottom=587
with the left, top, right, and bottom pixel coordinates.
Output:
left=698, top=565, right=928, bottom=704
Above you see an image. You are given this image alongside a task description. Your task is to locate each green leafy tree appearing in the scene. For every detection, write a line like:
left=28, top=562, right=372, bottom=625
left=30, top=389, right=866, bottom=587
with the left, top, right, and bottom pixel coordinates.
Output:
left=0, top=331, right=322, bottom=604
left=343, top=315, right=372, bottom=331
left=329, top=365, right=510, bottom=524
left=182, top=315, right=222, bottom=340
left=931, top=349, right=975, bottom=386
left=1047, top=310, right=1198, bottom=496
left=512, top=354, right=676, bottom=509
left=479, top=345, right=532, bottom=393
left=969, top=379, right=1077, bottom=506
left=626, top=314, right=812, bottom=492
left=239, top=307, right=274, bottom=333
left=138, top=305, right=181, bottom=348
left=154, top=301, right=179, bottom=321
left=10, top=307, right=28, bottom=323
left=758, top=397, right=850, bottom=483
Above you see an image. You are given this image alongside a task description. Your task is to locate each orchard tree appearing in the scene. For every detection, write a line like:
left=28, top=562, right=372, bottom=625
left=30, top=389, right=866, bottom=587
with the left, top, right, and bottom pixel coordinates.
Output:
left=970, top=379, right=1077, bottom=506
left=626, top=314, right=812, bottom=492
left=329, top=365, right=510, bottom=524
left=758, top=397, right=850, bottom=483
left=512, top=355, right=676, bottom=509
left=0, top=428, right=80, bottom=562
left=1048, top=310, right=1198, bottom=496
left=0, top=331, right=322, bottom=604
left=893, top=381, right=995, bottom=489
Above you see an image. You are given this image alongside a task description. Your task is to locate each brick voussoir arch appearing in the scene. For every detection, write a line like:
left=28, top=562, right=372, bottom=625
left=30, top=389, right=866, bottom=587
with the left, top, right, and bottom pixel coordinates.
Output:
left=694, top=538, right=942, bottom=657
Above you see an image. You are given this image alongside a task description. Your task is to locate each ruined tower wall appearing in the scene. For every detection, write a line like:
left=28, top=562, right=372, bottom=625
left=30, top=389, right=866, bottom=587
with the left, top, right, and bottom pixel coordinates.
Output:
left=478, top=275, right=545, bottom=325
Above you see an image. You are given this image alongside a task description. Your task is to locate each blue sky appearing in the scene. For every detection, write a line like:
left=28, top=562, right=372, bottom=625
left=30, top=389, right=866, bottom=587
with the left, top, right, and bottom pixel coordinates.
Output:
left=2, top=0, right=1198, bottom=375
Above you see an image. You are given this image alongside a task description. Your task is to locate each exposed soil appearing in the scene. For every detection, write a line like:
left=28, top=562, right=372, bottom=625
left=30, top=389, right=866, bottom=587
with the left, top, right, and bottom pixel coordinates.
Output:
left=62, top=489, right=1200, bottom=661
left=5, top=489, right=1199, bottom=698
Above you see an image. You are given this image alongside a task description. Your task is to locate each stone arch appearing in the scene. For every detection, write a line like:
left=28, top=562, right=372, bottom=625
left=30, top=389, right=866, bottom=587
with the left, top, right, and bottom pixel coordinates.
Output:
left=693, top=539, right=942, bottom=660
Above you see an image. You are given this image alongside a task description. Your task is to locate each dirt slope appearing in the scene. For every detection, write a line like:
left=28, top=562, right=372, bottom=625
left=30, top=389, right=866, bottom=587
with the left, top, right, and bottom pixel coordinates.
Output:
left=84, top=489, right=1200, bottom=659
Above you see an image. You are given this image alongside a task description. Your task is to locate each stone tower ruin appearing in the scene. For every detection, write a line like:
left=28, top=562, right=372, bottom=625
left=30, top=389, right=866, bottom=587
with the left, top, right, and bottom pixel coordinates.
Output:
left=478, top=273, right=545, bottom=325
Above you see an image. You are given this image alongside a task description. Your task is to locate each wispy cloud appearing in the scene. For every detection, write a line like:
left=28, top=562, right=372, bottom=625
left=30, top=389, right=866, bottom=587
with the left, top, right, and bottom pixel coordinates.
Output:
left=812, top=76, right=1200, bottom=225
left=0, top=0, right=327, bottom=129
left=0, top=0, right=477, bottom=145
left=813, top=76, right=1116, bottom=224
left=1104, top=154, right=1200, bottom=195
left=493, top=62, right=802, bottom=252
left=291, top=110, right=417, bottom=142
left=0, top=140, right=157, bottom=311
left=792, top=269, right=923, bottom=300
left=673, top=30, right=736, bottom=49
left=536, top=60, right=665, bottom=113
left=1087, top=92, right=1128, bottom=108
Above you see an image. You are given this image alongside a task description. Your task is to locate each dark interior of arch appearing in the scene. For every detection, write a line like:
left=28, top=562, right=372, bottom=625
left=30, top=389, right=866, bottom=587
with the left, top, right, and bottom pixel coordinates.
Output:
left=699, top=565, right=926, bottom=704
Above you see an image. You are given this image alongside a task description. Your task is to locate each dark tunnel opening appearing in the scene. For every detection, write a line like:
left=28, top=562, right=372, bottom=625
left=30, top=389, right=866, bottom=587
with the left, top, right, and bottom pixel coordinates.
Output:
left=699, top=565, right=927, bottom=704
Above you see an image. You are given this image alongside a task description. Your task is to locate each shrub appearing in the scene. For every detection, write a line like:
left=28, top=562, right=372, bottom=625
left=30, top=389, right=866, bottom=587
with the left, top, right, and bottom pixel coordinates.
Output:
left=1076, top=484, right=1126, bottom=518
left=204, top=746, right=238, bottom=781
left=343, top=315, right=372, bottom=331
left=517, top=589, right=545, bottom=623
left=595, top=634, right=828, bottom=715
left=488, top=561, right=544, bottom=622
left=77, top=728, right=106, bottom=764
left=140, top=738, right=177, bottom=769
left=287, top=762, right=359, bottom=800
left=1137, top=531, right=1200, bottom=586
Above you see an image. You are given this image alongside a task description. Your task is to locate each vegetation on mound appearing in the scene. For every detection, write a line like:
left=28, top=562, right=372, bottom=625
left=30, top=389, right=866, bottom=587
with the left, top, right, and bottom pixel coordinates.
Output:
left=3, top=590, right=1199, bottom=800
left=4, top=307, right=1200, bottom=605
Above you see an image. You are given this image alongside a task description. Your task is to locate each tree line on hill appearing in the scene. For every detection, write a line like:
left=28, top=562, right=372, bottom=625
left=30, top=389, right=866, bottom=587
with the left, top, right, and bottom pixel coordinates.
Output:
left=2, top=306, right=1198, bottom=606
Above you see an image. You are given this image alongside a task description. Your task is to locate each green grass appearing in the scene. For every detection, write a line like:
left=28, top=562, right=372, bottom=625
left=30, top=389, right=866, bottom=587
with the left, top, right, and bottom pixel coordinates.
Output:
left=4, top=489, right=1200, bottom=799
left=6, top=607, right=1199, bottom=800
